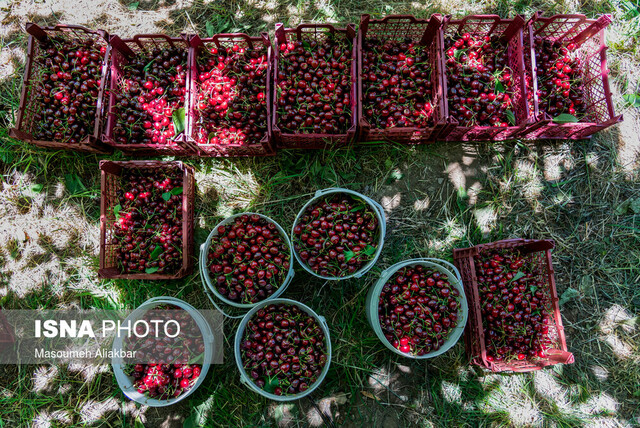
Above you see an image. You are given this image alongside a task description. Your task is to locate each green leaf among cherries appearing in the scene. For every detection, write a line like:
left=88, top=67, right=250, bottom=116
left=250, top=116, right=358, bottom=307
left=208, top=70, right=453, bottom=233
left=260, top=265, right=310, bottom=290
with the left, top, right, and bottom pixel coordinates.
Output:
left=552, top=113, right=579, bottom=123
left=263, top=376, right=280, bottom=393
left=149, top=245, right=163, bottom=260
left=172, top=107, right=186, bottom=134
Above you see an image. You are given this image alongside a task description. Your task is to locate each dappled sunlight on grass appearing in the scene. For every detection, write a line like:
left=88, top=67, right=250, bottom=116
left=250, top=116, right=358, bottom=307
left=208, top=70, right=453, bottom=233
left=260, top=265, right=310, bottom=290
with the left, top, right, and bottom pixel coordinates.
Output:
left=599, top=304, right=638, bottom=360
left=34, top=409, right=73, bottom=428
left=79, top=397, right=120, bottom=424
left=380, top=192, right=402, bottom=213
left=440, top=380, right=462, bottom=403
left=31, top=365, right=58, bottom=393
left=482, top=374, right=542, bottom=426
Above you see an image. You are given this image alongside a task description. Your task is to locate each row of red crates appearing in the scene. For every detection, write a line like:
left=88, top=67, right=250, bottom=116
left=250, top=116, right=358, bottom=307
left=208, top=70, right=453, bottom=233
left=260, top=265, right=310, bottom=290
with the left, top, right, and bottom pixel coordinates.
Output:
left=10, top=14, right=622, bottom=156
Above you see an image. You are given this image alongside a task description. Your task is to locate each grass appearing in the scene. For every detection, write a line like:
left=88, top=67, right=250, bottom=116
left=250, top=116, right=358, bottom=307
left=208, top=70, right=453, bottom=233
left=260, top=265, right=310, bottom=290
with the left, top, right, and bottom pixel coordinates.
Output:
left=0, top=0, right=639, bottom=427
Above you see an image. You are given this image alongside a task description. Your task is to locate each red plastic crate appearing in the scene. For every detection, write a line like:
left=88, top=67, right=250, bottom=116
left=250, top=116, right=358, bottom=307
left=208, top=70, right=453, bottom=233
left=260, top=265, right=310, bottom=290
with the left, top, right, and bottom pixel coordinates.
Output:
left=453, top=239, right=574, bottom=372
left=441, top=15, right=533, bottom=142
left=521, top=13, right=622, bottom=140
left=102, top=35, right=196, bottom=156
left=272, top=23, right=358, bottom=149
left=357, top=14, right=450, bottom=144
left=10, top=23, right=112, bottom=154
left=99, top=160, right=195, bottom=280
left=185, top=33, right=275, bottom=157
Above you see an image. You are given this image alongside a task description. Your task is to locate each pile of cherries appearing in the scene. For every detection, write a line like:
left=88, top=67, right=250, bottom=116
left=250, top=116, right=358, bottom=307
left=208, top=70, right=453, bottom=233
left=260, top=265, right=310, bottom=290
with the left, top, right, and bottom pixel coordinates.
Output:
left=111, top=47, right=187, bottom=145
left=444, top=33, right=515, bottom=127
left=124, top=305, right=203, bottom=400
left=293, top=194, right=380, bottom=278
left=533, top=37, right=586, bottom=119
left=112, top=167, right=183, bottom=274
left=361, top=38, right=435, bottom=129
left=378, top=265, right=461, bottom=356
left=276, top=36, right=353, bottom=134
left=32, top=35, right=106, bottom=143
left=193, top=43, right=269, bottom=147
left=474, top=249, right=552, bottom=362
left=207, top=214, right=291, bottom=304
left=240, top=302, right=328, bottom=396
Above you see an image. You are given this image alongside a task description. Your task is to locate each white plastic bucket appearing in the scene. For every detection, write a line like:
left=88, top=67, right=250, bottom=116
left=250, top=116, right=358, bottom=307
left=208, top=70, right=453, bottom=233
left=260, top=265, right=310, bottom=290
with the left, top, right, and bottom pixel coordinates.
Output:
left=234, top=298, right=332, bottom=401
left=366, top=258, right=468, bottom=359
left=291, top=188, right=386, bottom=280
left=111, top=296, right=215, bottom=407
left=200, top=212, right=295, bottom=318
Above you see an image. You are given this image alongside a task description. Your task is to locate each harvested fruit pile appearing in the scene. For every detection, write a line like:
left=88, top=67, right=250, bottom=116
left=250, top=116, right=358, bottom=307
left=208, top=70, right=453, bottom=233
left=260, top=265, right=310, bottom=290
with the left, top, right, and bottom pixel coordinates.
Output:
left=361, top=38, right=434, bottom=129
left=293, top=193, right=380, bottom=278
left=31, top=35, right=106, bottom=143
left=124, top=305, right=203, bottom=400
left=444, top=33, right=516, bottom=127
left=276, top=37, right=353, bottom=134
left=193, top=43, right=269, bottom=147
left=378, top=265, right=460, bottom=356
left=111, top=47, right=187, bottom=145
left=240, top=302, right=328, bottom=396
left=207, top=214, right=291, bottom=304
left=111, top=166, right=183, bottom=274
left=533, top=38, right=585, bottom=119
left=473, top=249, right=552, bottom=362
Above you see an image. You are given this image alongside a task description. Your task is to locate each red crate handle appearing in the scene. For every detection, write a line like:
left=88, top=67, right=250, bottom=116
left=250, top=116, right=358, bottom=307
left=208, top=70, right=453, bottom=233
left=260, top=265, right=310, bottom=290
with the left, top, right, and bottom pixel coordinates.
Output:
left=26, top=22, right=108, bottom=42
left=360, top=14, right=442, bottom=46
left=451, top=14, right=503, bottom=35
left=132, top=34, right=181, bottom=50
left=570, top=14, right=612, bottom=47
left=529, top=11, right=587, bottom=38
left=207, top=32, right=271, bottom=50
left=503, top=350, right=575, bottom=372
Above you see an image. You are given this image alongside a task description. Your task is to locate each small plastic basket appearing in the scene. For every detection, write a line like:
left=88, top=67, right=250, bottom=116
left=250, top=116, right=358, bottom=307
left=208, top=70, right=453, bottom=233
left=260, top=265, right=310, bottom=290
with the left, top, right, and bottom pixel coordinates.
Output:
left=453, top=239, right=574, bottom=372
left=111, top=296, right=215, bottom=407
left=200, top=212, right=295, bottom=318
left=357, top=14, right=449, bottom=144
left=185, top=33, right=275, bottom=157
left=272, top=23, right=358, bottom=149
left=102, top=34, right=196, bottom=156
left=10, top=23, right=112, bottom=154
left=521, top=13, right=622, bottom=140
left=234, top=298, right=332, bottom=401
left=366, top=258, right=468, bottom=359
left=99, top=160, right=195, bottom=280
left=440, top=15, right=533, bottom=142
left=291, top=188, right=386, bottom=281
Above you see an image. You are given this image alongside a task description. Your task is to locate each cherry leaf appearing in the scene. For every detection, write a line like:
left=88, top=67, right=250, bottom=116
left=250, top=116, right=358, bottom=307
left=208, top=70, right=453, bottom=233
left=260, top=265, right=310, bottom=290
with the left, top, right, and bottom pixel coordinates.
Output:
left=162, top=192, right=172, bottom=201
left=145, top=267, right=159, bottom=274
left=495, top=80, right=505, bottom=94
left=171, top=187, right=183, bottom=196
left=263, top=376, right=280, bottom=393
left=172, top=107, right=186, bottom=134
left=552, top=113, right=579, bottom=123
left=114, top=204, right=122, bottom=219
left=505, top=109, right=516, bottom=125
left=509, top=270, right=526, bottom=284
left=363, top=245, right=376, bottom=256
left=344, top=250, right=356, bottom=262
left=149, top=245, right=163, bottom=260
